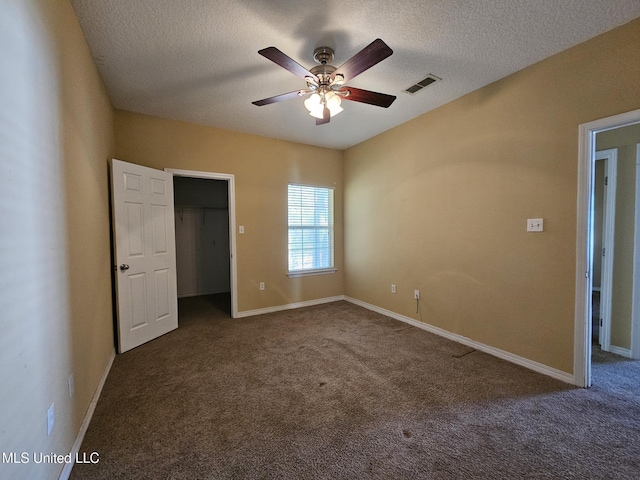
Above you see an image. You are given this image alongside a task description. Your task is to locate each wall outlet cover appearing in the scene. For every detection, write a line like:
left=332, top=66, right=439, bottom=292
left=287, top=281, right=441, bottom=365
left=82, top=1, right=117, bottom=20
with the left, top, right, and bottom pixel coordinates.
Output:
left=47, top=403, right=55, bottom=436
left=68, top=374, right=75, bottom=398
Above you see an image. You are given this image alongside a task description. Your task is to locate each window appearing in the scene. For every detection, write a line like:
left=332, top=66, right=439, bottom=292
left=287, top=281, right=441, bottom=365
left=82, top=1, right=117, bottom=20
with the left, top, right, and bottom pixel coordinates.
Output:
left=288, top=184, right=335, bottom=275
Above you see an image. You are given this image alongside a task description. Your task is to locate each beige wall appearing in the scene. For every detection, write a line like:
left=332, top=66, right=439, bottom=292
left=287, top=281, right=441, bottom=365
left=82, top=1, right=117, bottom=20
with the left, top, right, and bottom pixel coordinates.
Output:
left=0, top=1, right=114, bottom=479
left=597, top=123, right=640, bottom=350
left=343, top=18, right=640, bottom=374
left=114, top=112, right=344, bottom=313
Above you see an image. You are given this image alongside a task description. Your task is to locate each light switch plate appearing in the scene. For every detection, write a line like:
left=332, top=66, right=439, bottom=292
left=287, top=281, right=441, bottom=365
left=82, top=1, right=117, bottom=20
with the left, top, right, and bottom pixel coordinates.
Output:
left=527, top=218, right=544, bottom=232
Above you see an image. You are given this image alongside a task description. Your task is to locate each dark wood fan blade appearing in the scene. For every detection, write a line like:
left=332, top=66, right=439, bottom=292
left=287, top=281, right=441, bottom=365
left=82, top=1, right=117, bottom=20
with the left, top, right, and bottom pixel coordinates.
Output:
left=252, top=90, right=307, bottom=106
left=258, top=47, right=318, bottom=83
left=316, top=106, right=330, bottom=125
left=339, top=87, right=396, bottom=108
left=332, top=39, right=393, bottom=83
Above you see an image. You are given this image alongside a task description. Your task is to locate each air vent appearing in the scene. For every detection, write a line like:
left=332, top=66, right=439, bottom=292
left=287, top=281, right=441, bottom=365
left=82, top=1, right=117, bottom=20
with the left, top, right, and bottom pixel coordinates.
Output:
left=403, top=74, right=441, bottom=95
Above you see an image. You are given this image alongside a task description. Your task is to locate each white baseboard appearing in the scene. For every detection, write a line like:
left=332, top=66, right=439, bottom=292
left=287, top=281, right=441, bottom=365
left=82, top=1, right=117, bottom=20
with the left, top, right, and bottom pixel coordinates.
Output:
left=344, top=296, right=574, bottom=385
left=609, top=345, right=632, bottom=358
left=236, top=295, right=345, bottom=318
left=59, top=349, right=116, bottom=480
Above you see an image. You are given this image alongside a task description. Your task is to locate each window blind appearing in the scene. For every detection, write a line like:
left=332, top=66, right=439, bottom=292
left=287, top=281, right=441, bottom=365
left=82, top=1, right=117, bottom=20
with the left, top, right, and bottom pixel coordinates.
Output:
left=288, top=184, right=334, bottom=272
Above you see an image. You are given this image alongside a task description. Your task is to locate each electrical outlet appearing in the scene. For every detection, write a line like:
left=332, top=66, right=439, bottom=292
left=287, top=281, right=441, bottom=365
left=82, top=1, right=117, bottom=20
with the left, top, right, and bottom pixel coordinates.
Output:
left=414, top=290, right=420, bottom=300
left=391, top=284, right=396, bottom=294
left=239, top=225, right=245, bottom=234
left=259, top=282, right=265, bottom=291
left=68, top=374, right=75, bottom=398
left=47, top=403, right=55, bottom=436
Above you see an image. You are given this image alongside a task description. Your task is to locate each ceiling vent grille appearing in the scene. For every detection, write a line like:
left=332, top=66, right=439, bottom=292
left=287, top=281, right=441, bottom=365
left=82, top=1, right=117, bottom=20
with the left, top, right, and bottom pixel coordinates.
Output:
left=403, top=74, right=441, bottom=95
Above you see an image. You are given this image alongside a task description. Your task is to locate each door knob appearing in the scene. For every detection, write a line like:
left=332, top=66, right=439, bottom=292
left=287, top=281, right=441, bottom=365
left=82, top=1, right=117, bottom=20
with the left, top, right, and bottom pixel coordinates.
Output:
left=119, top=264, right=130, bottom=271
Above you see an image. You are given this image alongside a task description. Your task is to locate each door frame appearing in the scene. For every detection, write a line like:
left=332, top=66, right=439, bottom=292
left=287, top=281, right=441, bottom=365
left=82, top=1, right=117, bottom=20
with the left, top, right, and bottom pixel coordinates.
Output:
left=166, top=168, right=238, bottom=318
left=595, top=149, right=617, bottom=352
left=632, top=144, right=640, bottom=359
left=575, top=108, right=640, bottom=387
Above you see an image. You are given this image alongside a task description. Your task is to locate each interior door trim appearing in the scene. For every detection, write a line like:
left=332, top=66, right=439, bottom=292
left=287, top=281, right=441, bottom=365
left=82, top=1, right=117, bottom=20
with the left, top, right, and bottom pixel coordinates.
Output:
left=575, top=108, right=640, bottom=387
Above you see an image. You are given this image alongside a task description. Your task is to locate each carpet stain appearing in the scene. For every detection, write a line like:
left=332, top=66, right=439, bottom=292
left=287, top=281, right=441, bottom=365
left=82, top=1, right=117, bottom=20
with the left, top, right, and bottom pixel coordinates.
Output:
left=394, top=326, right=415, bottom=333
left=402, top=429, right=412, bottom=438
left=452, top=348, right=476, bottom=358
left=319, top=382, right=326, bottom=387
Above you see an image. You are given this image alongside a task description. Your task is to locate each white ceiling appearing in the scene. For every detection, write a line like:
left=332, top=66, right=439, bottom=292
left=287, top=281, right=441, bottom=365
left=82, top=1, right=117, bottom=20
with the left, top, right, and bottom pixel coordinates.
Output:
left=71, top=0, right=640, bottom=150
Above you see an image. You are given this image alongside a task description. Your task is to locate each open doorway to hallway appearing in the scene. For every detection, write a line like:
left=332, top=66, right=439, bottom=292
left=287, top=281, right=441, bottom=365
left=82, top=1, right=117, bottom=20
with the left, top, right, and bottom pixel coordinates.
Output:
left=590, top=125, right=640, bottom=388
left=575, top=109, right=640, bottom=388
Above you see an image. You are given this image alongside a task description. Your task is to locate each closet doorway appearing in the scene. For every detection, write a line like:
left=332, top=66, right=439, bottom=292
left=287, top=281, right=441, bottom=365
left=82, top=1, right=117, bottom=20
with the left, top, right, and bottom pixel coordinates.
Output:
left=167, top=169, right=238, bottom=318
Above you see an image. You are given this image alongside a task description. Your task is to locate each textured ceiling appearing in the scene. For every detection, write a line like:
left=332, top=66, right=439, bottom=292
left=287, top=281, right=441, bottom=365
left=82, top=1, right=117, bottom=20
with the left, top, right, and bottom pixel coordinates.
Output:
left=71, top=0, right=640, bottom=150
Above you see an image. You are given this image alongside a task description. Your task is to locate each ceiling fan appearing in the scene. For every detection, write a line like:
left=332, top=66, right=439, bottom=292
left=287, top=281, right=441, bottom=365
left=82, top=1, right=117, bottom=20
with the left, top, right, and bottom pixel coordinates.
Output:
left=252, top=39, right=397, bottom=125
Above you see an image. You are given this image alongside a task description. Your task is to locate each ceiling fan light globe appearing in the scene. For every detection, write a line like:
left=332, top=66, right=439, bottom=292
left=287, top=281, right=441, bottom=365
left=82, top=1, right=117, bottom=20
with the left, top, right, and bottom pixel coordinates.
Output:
left=329, top=104, right=343, bottom=117
left=326, top=91, right=342, bottom=109
left=304, top=93, right=321, bottom=112
left=308, top=103, right=343, bottom=119
left=308, top=105, right=326, bottom=119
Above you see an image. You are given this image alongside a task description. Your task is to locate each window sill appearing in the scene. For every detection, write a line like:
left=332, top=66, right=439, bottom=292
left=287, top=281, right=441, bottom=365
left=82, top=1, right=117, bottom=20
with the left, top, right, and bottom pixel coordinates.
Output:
left=287, top=268, right=337, bottom=278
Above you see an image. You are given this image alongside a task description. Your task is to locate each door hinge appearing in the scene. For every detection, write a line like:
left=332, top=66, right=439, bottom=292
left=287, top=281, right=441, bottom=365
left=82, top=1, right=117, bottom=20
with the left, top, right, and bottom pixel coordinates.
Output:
left=605, top=176, right=608, bottom=186
left=602, top=247, right=605, bottom=257
left=600, top=318, right=603, bottom=328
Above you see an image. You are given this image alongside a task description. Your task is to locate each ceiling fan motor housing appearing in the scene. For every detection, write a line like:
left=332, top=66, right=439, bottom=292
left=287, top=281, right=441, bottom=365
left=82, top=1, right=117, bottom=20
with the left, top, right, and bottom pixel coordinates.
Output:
left=310, top=47, right=340, bottom=90
left=313, top=46, right=335, bottom=65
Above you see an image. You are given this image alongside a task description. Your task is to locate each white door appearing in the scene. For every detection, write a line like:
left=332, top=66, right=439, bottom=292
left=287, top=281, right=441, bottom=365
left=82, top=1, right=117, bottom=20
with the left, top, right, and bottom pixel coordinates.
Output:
left=111, top=159, right=178, bottom=352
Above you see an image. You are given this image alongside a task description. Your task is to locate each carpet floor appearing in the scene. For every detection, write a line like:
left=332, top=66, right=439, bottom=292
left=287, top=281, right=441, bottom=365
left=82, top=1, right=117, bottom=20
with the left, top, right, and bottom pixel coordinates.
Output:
left=70, top=296, right=640, bottom=479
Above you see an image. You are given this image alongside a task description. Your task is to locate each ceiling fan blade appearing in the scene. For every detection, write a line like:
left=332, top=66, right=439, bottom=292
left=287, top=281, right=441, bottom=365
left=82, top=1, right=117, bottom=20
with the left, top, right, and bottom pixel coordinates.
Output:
left=252, top=90, right=307, bottom=106
left=258, top=47, right=319, bottom=83
left=316, top=106, right=331, bottom=125
left=339, top=86, right=396, bottom=108
left=332, top=39, right=393, bottom=83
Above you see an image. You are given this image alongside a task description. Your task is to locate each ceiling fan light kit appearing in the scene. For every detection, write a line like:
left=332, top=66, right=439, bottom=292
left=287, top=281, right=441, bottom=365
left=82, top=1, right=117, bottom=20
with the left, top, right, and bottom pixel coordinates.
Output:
left=252, top=39, right=397, bottom=125
left=304, top=91, right=343, bottom=119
